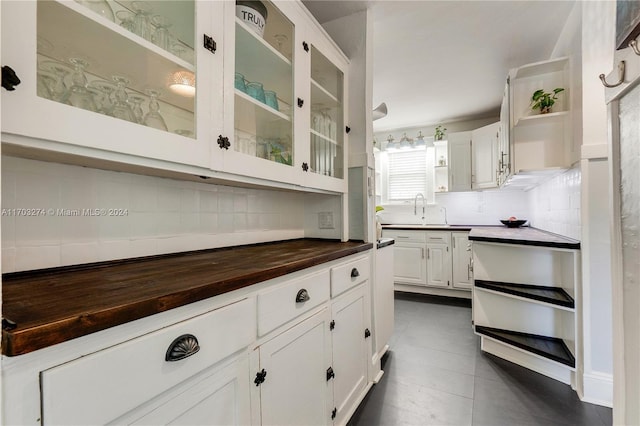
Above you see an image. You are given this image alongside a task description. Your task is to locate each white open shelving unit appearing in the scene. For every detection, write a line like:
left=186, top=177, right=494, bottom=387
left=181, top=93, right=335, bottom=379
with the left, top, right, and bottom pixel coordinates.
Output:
left=472, top=240, right=581, bottom=386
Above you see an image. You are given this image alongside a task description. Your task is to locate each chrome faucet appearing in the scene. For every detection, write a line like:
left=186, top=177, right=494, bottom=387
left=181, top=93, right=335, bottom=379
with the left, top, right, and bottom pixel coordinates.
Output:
left=414, top=193, right=425, bottom=221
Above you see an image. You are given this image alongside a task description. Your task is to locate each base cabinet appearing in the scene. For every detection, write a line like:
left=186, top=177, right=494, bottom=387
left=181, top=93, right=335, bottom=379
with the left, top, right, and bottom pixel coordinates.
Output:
left=383, top=229, right=471, bottom=295
left=452, top=232, right=473, bottom=290
left=255, top=309, right=333, bottom=426
left=331, top=285, right=368, bottom=425
left=2, top=251, right=376, bottom=426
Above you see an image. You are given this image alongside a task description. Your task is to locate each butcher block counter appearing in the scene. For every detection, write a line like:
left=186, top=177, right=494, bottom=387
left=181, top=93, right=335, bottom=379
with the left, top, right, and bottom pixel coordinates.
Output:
left=1, top=239, right=372, bottom=356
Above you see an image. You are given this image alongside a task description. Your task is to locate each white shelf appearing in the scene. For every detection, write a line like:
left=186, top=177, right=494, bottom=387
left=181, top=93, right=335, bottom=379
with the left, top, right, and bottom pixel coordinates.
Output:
left=474, top=286, right=575, bottom=313
left=311, top=79, right=340, bottom=107
left=235, top=18, right=293, bottom=104
left=234, top=91, right=291, bottom=141
left=310, top=45, right=342, bottom=102
left=514, top=111, right=569, bottom=128
left=39, top=1, right=196, bottom=112
left=235, top=89, right=290, bottom=121
left=512, top=56, right=569, bottom=80
left=310, top=129, right=338, bottom=146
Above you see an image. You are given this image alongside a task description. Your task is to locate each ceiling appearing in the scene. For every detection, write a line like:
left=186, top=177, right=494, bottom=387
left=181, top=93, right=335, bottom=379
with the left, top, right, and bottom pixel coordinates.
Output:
left=301, top=0, right=576, bottom=132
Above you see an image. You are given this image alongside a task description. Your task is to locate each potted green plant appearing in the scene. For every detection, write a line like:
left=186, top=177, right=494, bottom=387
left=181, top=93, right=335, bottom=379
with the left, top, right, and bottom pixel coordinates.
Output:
left=434, top=125, right=446, bottom=141
left=530, top=88, right=564, bottom=114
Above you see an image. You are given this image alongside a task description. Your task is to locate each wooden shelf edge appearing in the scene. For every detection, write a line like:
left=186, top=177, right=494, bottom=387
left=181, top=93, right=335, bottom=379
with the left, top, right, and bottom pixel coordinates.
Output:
left=475, top=325, right=575, bottom=368
left=474, top=280, right=575, bottom=309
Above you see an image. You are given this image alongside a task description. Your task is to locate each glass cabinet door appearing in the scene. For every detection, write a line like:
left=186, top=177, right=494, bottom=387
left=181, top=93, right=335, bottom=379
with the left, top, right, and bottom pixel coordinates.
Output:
left=2, top=0, right=216, bottom=169
left=309, top=45, right=344, bottom=179
left=37, top=0, right=196, bottom=136
left=233, top=0, right=294, bottom=167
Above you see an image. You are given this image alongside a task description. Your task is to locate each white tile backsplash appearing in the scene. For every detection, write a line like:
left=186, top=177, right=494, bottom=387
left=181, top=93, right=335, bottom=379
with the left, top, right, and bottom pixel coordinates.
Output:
left=528, top=166, right=581, bottom=239
left=1, top=156, right=313, bottom=273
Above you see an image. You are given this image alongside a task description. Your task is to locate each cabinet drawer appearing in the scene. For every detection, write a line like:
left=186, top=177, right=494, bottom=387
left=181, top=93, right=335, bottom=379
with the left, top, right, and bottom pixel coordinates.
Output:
left=41, top=298, right=256, bottom=426
left=426, top=231, right=452, bottom=244
left=382, top=229, right=426, bottom=243
left=331, top=255, right=370, bottom=297
left=257, top=270, right=330, bottom=336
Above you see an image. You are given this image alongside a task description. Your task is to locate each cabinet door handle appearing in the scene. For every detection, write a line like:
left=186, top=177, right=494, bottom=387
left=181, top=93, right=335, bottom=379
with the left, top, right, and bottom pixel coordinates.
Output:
left=421, top=248, right=425, bottom=259
left=302, top=41, right=309, bottom=52
left=296, top=288, right=310, bottom=303
left=350, top=268, right=360, bottom=278
left=1, top=66, right=20, bottom=91
left=427, top=248, right=430, bottom=259
left=203, top=34, right=216, bottom=53
left=297, top=98, right=304, bottom=108
left=395, top=236, right=410, bottom=239
left=217, top=135, right=230, bottom=150
left=165, top=334, right=200, bottom=362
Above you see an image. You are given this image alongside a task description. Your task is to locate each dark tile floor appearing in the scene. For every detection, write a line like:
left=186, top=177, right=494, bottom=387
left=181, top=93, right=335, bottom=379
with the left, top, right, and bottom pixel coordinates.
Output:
left=348, top=292, right=612, bottom=426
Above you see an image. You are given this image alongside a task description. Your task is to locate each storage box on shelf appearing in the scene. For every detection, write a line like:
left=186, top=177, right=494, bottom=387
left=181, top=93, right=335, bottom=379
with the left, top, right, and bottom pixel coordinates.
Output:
left=1, top=0, right=349, bottom=194
left=503, top=56, right=572, bottom=189
left=472, top=239, right=580, bottom=385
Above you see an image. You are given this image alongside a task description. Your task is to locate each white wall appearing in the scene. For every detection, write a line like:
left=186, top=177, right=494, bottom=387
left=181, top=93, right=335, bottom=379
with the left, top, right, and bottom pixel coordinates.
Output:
left=528, top=166, right=581, bottom=241
left=0, top=156, right=327, bottom=273
left=378, top=189, right=529, bottom=226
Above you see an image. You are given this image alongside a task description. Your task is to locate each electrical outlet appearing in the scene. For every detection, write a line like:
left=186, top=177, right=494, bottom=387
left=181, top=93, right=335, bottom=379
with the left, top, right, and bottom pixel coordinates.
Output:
left=318, top=212, right=335, bottom=229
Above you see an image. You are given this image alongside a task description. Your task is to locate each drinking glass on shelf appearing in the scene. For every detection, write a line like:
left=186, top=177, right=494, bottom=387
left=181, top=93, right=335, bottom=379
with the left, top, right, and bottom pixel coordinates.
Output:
left=39, top=61, right=72, bottom=103
left=74, top=0, right=115, bottom=22
left=116, top=10, right=135, bottom=33
left=143, top=89, right=168, bottom=131
left=127, top=93, right=146, bottom=124
left=131, top=1, right=153, bottom=42
left=235, top=72, right=247, bottom=93
left=170, top=41, right=187, bottom=60
left=111, top=76, right=136, bottom=123
left=311, top=106, right=323, bottom=133
left=89, top=80, right=116, bottom=116
left=152, top=15, right=172, bottom=50
left=273, top=34, right=288, bottom=54
left=264, top=90, right=279, bottom=111
left=37, top=71, right=55, bottom=100
left=63, top=58, right=97, bottom=112
left=246, top=81, right=265, bottom=103
left=174, top=129, right=194, bottom=138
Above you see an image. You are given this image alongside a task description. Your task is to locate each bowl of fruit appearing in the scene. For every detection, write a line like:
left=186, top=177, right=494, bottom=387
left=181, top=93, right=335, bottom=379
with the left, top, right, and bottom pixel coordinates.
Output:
left=500, top=217, right=527, bottom=228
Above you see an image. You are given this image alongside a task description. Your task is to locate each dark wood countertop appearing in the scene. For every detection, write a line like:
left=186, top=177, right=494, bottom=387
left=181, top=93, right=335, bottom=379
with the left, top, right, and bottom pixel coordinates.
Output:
left=1, top=239, right=372, bottom=356
left=468, top=227, right=580, bottom=249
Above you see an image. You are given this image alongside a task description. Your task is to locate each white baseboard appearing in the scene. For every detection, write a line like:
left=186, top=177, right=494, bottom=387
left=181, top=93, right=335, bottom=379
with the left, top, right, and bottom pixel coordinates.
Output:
left=581, top=372, right=613, bottom=407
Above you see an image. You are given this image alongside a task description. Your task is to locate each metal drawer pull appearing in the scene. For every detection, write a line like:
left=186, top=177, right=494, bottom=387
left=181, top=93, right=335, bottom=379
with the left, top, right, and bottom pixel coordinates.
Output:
left=351, top=268, right=360, bottom=278
left=296, top=288, right=310, bottom=303
left=165, top=334, right=200, bottom=362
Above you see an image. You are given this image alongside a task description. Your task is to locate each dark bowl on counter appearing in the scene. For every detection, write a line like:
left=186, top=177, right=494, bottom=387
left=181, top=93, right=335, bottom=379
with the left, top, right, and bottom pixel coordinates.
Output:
left=500, top=219, right=528, bottom=228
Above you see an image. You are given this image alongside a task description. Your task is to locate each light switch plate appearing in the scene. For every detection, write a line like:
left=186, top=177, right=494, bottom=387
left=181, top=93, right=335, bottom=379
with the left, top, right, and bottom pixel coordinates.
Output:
left=318, top=212, right=335, bottom=229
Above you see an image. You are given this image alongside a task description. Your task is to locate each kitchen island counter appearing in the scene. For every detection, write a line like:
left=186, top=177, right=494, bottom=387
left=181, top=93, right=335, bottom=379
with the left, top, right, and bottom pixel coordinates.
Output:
left=1, top=239, right=372, bottom=356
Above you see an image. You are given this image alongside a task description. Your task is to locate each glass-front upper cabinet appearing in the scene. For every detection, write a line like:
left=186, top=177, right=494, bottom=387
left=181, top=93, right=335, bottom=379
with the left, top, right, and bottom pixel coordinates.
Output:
left=1, top=0, right=219, bottom=168
left=309, top=45, right=343, bottom=180
left=225, top=0, right=296, bottom=183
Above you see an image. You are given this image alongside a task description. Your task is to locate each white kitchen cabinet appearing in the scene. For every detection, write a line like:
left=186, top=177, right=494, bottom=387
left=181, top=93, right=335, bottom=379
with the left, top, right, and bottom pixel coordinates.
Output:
left=387, top=231, right=427, bottom=286
left=1, top=0, right=349, bottom=194
left=451, top=231, right=473, bottom=290
left=222, top=0, right=349, bottom=193
left=40, top=298, right=256, bottom=425
left=331, top=284, right=369, bottom=425
left=471, top=122, right=500, bottom=189
left=472, top=241, right=580, bottom=386
left=373, top=242, right=394, bottom=359
left=426, top=232, right=452, bottom=288
left=383, top=229, right=471, bottom=295
left=505, top=56, right=572, bottom=188
left=254, top=308, right=333, bottom=426
left=447, top=131, right=472, bottom=192
left=497, top=79, right=511, bottom=186
left=1, top=0, right=218, bottom=169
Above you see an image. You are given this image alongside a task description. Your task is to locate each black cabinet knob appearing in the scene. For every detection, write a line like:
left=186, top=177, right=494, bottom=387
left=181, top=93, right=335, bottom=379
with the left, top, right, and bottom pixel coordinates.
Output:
left=297, top=98, right=304, bottom=108
left=351, top=268, right=359, bottom=278
left=2, top=66, right=20, bottom=91
left=302, top=162, right=309, bottom=172
left=302, top=41, right=309, bottom=52
left=217, top=135, right=230, bottom=150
